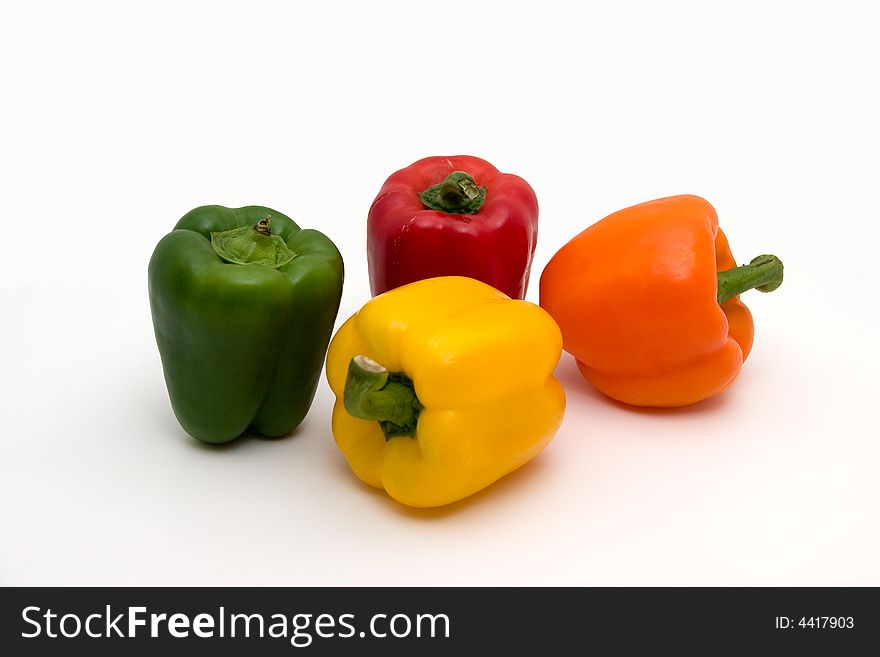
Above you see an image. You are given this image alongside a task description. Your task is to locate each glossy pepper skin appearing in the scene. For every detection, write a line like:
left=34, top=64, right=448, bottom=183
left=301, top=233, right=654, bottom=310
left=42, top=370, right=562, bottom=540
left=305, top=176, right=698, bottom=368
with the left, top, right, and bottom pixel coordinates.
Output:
left=367, top=155, right=539, bottom=299
left=326, top=276, right=565, bottom=507
left=149, top=205, right=343, bottom=443
left=540, top=195, right=783, bottom=407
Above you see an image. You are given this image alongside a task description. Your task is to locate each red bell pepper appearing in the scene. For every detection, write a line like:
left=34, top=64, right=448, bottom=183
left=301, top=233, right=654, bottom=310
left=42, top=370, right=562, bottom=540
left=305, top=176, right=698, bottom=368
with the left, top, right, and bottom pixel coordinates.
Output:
left=367, top=155, right=539, bottom=299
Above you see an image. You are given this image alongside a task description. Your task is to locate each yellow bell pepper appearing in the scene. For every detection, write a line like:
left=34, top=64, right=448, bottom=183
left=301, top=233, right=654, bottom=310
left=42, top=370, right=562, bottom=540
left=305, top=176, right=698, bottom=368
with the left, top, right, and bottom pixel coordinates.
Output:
left=325, top=276, right=566, bottom=507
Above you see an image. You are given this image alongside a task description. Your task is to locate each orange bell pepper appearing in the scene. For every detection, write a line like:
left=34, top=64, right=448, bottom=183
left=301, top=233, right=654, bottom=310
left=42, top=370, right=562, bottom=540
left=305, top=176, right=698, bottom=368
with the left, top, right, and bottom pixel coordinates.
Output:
left=539, top=195, right=783, bottom=407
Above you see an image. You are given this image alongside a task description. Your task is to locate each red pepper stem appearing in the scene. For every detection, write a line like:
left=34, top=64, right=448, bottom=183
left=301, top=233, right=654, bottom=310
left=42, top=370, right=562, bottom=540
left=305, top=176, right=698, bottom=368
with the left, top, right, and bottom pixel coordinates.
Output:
left=419, top=171, right=487, bottom=214
left=716, top=254, right=784, bottom=305
left=344, top=355, right=423, bottom=440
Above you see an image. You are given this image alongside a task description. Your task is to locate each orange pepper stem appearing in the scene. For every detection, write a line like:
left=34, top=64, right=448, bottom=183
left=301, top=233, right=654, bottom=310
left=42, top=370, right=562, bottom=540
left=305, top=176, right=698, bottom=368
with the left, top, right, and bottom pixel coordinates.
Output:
left=419, top=171, right=487, bottom=214
left=717, top=254, right=784, bottom=305
left=344, top=355, right=423, bottom=440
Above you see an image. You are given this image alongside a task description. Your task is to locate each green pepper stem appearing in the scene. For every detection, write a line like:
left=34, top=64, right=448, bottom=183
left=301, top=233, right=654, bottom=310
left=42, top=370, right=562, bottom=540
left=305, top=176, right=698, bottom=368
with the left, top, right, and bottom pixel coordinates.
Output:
left=717, top=254, right=784, bottom=305
left=344, top=355, right=422, bottom=439
left=419, top=171, right=487, bottom=214
left=210, top=216, right=296, bottom=268
left=254, top=217, right=272, bottom=236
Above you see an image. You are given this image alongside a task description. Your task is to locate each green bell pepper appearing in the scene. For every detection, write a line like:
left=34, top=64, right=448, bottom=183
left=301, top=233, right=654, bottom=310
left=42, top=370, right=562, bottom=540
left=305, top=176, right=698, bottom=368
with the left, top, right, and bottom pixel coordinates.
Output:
left=148, top=205, right=344, bottom=444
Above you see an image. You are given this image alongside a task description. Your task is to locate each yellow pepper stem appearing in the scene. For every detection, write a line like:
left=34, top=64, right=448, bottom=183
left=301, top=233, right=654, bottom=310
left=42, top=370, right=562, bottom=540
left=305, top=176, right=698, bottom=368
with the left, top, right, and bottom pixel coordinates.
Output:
left=344, top=355, right=423, bottom=439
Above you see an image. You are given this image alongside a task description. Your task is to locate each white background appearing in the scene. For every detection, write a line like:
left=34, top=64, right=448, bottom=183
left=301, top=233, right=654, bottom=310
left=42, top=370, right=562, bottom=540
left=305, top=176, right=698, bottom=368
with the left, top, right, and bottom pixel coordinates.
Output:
left=1, top=1, right=878, bottom=585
